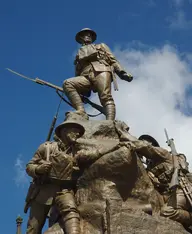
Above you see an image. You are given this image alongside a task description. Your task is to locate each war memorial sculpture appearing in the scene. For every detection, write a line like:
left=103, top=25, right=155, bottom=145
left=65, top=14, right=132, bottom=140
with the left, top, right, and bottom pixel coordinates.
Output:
left=7, top=28, right=192, bottom=234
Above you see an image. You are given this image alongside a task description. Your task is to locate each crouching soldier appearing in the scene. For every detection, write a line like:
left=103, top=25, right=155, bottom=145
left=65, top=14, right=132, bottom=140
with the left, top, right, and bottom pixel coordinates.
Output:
left=137, top=135, right=192, bottom=228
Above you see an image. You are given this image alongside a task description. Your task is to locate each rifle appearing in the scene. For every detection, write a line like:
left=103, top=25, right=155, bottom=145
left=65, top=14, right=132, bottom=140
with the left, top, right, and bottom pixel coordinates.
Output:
left=46, top=94, right=63, bottom=141
left=6, top=68, right=105, bottom=115
left=180, top=176, right=192, bottom=207
left=164, top=128, right=179, bottom=190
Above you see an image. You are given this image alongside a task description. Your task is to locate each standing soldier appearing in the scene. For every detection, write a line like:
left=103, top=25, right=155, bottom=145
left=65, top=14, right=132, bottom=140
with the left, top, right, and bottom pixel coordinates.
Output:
left=25, top=121, right=85, bottom=234
left=63, top=28, right=133, bottom=120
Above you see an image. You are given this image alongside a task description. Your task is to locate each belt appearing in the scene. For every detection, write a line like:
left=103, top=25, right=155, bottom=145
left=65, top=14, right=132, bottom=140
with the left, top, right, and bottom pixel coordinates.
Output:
left=45, top=178, right=77, bottom=188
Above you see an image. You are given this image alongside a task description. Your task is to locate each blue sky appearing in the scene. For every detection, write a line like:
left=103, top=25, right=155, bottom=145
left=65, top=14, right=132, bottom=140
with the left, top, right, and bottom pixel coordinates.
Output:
left=1, top=0, right=192, bottom=233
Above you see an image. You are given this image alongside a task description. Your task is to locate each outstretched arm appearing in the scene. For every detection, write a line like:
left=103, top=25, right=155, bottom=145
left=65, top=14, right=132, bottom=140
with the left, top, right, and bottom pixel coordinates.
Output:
left=133, top=140, right=172, bottom=163
left=100, top=43, right=133, bottom=82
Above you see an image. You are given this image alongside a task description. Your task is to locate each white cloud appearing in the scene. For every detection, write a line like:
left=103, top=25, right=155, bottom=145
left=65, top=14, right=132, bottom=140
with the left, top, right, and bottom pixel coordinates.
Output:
left=168, top=10, right=192, bottom=29
left=14, top=155, right=29, bottom=187
left=87, top=43, right=192, bottom=168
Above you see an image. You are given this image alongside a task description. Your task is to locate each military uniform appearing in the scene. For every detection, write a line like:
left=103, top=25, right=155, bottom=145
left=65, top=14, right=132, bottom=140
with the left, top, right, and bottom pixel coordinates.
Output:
left=26, top=140, right=80, bottom=234
left=63, top=28, right=133, bottom=120
left=135, top=136, right=192, bottom=227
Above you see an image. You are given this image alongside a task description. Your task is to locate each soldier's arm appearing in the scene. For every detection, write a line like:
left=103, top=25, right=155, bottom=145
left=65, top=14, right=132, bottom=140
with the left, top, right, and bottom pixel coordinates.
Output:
left=26, top=143, right=46, bottom=178
left=74, top=55, right=81, bottom=76
left=100, top=43, right=124, bottom=73
left=132, top=140, right=172, bottom=163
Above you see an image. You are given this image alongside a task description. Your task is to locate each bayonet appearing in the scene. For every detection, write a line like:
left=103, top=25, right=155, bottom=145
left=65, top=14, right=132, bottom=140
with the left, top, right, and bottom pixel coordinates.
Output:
left=6, top=68, right=105, bottom=115
left=6, top=68, right=36, bottom=82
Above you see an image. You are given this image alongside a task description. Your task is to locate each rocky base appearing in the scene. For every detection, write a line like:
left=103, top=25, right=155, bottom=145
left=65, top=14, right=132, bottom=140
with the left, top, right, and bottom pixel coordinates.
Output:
left=44, top=112, right=190, bottom=234
left=45, top=211, right=189, bottom=234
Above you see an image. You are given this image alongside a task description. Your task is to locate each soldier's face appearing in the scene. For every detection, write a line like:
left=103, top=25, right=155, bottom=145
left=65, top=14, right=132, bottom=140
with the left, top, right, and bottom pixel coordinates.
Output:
left=80, top=32, right=93, bottom=45
left=60, top=128, right=81, bottom=143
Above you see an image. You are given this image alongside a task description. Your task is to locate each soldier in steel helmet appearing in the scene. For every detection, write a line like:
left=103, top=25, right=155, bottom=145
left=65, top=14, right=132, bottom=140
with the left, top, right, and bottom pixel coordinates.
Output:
left=63, top=28, right=133, bottom=120
left=25, top=121, right=85, bottom=234
left=136, top=135, right=192, bottom=228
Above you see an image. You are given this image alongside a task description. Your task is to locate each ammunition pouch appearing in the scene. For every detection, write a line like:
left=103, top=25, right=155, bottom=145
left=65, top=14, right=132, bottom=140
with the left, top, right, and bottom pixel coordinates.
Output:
left=48, top=152, right=74, bottom=181
left=147, top=171, right=169, bottom=193
left=150, top=162, right=174, bottom=184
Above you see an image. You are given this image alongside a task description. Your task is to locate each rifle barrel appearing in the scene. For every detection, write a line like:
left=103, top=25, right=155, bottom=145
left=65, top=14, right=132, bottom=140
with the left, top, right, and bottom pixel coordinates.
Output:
left=164, top=128, right=169, bottom=142
left=35, top=78, right=63, bottom=92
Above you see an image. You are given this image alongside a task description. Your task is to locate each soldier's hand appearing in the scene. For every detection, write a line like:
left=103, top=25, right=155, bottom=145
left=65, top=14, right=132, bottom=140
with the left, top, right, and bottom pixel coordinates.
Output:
left=35, top=162, right=52, bottom=175
left=119, top=141, right=136, bottom=151
left=121, top=73, right=133, bottom=82
left=75, top=149, right=88, bottom=161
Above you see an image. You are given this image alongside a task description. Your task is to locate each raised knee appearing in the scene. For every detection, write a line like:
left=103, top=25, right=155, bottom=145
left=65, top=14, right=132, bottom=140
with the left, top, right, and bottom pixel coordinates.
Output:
left=63, top=79, right=72, bottom=89
left=160, top=205, right=177, bottom=218
left=63, top=79, right=76, bottom=94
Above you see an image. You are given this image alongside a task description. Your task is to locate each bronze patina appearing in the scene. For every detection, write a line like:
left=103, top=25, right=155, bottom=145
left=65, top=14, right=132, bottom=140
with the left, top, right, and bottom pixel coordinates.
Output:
left=25, top=121, right=85, bottom=234
left=63, top=28, right=133, bottom=120
left=137, top=134, right=192, bottom=227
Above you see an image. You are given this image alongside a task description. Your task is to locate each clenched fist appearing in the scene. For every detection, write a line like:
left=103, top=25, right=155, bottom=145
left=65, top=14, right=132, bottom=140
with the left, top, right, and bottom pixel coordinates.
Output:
left=121, top=73, right=133, bottom=82
left=35, top=162, right=52, bottom=175
left=119, top=71, right=133, bottom=82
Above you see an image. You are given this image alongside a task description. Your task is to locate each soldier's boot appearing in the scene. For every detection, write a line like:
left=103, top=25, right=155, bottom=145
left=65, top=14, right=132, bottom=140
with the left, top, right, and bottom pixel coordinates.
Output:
left=63, top=211, right=80, bottom=234
left=64, top=91, right=86, bottom=115
left=161, top=206, right=192, bottom=226
left=105, top=102, right=116, bottom=120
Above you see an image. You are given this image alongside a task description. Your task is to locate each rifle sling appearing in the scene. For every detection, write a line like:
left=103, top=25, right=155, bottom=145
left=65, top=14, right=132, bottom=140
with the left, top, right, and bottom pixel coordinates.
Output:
left=56, top=90, right=102, bottom=117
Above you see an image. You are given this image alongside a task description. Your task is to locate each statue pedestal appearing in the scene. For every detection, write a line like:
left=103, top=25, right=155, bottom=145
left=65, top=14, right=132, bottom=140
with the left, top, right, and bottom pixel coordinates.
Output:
left=44, top=113, right=189, bottom=234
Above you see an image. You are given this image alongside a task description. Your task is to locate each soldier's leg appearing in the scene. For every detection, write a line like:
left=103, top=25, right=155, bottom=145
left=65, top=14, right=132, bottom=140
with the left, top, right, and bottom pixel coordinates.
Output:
left=26, top=200, right=51, bottom=234
left=55, top=189, right=80, bottom=234
left=48, top=205, right=60, bottom=228
left=93, top=72, right=116, bottom=120
left=63, top=76, right=91, bottom=115
left=160, top=189, right=192, bottom=226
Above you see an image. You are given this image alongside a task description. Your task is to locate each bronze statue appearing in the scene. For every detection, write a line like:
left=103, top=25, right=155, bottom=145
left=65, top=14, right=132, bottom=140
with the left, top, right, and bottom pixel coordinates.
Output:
left=137, top=134, right=192, bottom=227
left=25, top=122, right=85, bottom=234
left=53, top=120, right=85, bottom=234
left=63, top=28, right=133, bottom=120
